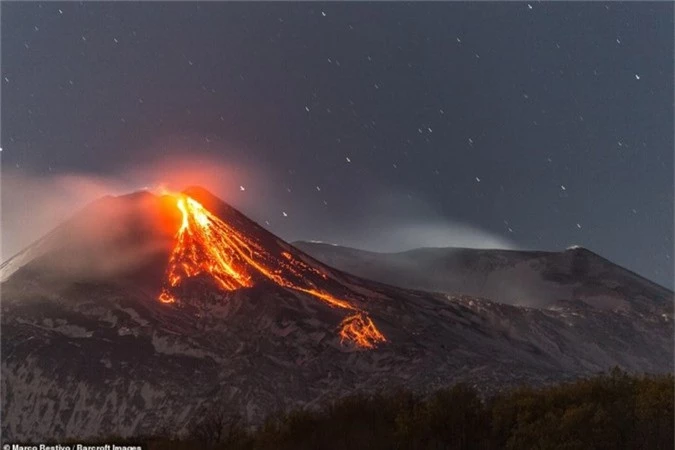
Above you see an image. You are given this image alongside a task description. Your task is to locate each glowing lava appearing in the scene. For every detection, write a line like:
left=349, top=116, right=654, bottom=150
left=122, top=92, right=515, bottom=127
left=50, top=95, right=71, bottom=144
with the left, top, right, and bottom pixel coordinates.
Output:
left=159, top=194, right=386, bottom=349
left=339, top=313, right=386, bottom=349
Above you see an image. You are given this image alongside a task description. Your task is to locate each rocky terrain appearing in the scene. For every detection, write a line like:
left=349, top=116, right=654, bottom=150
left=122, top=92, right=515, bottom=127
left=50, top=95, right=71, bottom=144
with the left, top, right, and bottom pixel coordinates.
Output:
left=1, top=188, right=672, bottom=441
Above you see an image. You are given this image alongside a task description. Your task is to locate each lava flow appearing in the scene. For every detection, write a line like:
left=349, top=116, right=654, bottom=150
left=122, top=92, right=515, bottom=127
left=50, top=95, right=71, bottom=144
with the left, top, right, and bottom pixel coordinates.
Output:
left=158, top=193, right=386, bottom=349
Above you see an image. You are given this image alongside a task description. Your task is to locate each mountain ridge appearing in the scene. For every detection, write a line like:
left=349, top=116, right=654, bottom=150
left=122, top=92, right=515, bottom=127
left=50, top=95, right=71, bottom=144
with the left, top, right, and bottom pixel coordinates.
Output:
left=293, top=241, right=673, bottom=314
left=1, top=188, right=672, bottom=440
left=295, top=241, right=672, bottom=292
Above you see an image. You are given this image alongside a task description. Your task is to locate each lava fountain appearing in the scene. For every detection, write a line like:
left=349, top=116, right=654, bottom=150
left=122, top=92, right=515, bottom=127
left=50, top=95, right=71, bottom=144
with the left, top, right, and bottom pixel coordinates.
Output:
left=158, top=193, right=386, bottom=349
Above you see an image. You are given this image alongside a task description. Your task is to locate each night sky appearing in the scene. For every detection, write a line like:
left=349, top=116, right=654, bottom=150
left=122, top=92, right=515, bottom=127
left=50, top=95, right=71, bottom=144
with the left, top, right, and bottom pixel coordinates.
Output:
left=2, top=2, right=673, bottom=288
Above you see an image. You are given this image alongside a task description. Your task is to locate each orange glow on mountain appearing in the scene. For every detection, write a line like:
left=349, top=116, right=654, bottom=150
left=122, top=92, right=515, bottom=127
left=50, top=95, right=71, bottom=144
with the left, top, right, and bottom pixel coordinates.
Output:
left=158, top=193, right=386, bottom=348
left=339, top=313, right=387, bottom=349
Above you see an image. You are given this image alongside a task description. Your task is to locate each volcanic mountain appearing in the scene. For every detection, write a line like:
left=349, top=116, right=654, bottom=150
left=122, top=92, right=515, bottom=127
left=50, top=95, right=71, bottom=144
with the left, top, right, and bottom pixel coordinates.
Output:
left=1, top=187, right=672, bottom=440
left=293, top=242, right=674, bottom=315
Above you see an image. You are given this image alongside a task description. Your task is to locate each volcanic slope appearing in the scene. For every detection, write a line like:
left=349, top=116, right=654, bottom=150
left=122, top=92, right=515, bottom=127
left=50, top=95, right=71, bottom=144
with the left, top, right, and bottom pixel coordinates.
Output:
left=1, top=187, right=672, bottom=440
left=294, top=242, right=673, bottom=315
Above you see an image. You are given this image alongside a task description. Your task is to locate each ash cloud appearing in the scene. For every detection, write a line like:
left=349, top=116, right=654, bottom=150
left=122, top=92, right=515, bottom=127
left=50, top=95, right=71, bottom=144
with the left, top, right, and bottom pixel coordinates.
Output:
left=264, top=184, right=518, bottom=253
left=2, top=151, right=517, bottom=275
left=0, top=154, right=260, bottom=265
left=1, top=170, right=125, bottom=262
left=339, top=221, right=517, bottom=253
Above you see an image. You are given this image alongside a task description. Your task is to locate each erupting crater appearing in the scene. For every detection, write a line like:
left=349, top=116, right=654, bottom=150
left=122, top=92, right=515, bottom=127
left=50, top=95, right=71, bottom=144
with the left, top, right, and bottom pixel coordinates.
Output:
left=158, top=191, right=386, bottom=349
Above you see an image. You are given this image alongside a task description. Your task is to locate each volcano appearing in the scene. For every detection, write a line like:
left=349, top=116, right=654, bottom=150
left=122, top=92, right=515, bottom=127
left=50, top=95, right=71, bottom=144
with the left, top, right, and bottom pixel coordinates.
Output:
left=1, top=187, right=672, bottom=440
left=156, top=188, right=384, bottom=348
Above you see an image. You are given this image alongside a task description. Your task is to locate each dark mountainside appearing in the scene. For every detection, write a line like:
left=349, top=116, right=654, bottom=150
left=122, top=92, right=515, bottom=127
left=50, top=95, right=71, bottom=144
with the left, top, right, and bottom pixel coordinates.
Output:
left=294, top=241, right=673, bottom=315
left=1, top=188, right=672, bottom=440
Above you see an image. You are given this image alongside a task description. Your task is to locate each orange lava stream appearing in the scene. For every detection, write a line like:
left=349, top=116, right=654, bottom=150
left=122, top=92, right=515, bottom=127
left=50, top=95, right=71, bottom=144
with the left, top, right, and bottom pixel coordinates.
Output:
left=159, top=194, right=386, bottom=348
left=339, top=313, right=387, bottom=349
